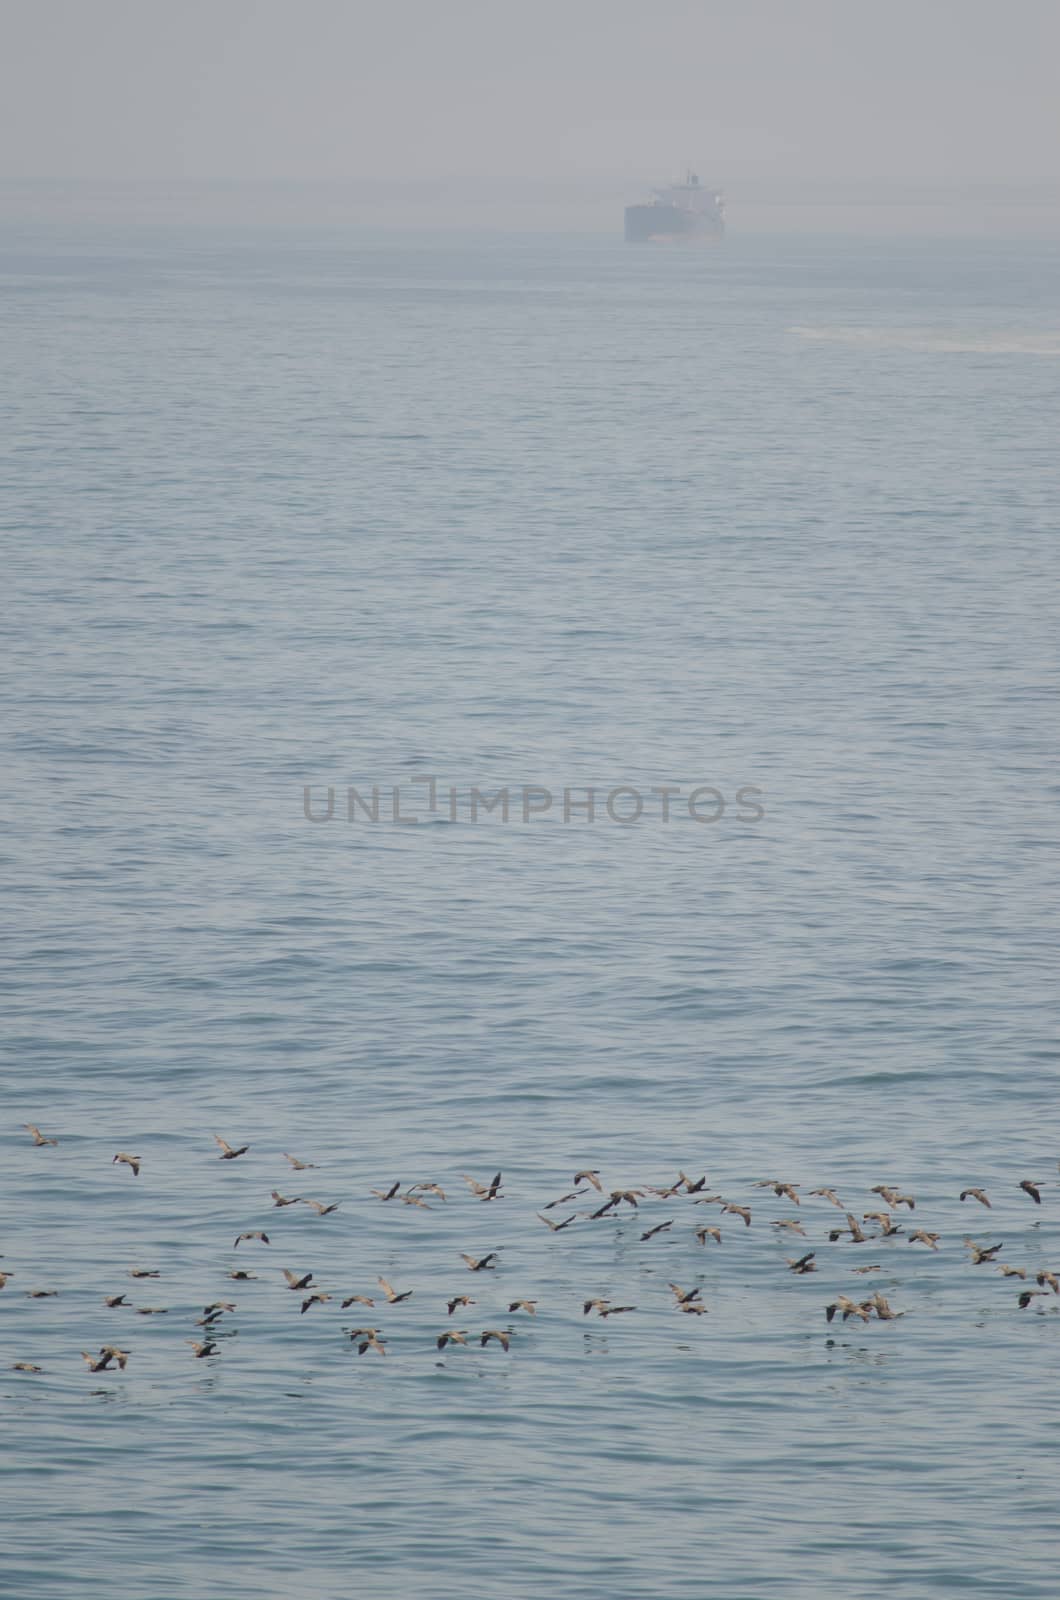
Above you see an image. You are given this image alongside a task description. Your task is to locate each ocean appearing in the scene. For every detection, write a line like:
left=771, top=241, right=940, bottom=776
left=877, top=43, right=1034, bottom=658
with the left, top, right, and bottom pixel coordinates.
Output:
left=3, top=224, right=1059, bottom=1599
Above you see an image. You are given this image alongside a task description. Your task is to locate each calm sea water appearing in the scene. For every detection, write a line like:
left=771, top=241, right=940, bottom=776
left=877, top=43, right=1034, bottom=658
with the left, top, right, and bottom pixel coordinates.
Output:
left=3, top=225, right=1059, bottom=1599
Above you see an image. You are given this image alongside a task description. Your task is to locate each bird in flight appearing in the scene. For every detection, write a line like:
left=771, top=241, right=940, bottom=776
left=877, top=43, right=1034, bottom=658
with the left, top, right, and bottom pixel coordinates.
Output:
left=461, top=1172, right=504, bottom=1201
left=214, top=1136, right=249, bottom=1160
left=377, top=1277, right=413, bottom=1304
left=24, top=1124, right=58, bottom=1147
left=301, top=1293, right=332, bottom=1314
left=460, top=1253, right=499, bottom=1271
left=370, top=1181, right=401, bottom=1201
left=964, top=1239, right=1004, bottom=1264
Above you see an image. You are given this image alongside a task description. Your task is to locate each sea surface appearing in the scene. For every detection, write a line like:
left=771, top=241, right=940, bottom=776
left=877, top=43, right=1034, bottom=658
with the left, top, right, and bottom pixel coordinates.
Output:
left=3, top=225, right=1059, bottom=1599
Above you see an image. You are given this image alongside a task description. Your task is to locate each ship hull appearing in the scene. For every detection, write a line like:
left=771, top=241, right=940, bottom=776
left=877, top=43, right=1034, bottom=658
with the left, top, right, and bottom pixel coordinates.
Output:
left=624, top=203, right=723, bottom=243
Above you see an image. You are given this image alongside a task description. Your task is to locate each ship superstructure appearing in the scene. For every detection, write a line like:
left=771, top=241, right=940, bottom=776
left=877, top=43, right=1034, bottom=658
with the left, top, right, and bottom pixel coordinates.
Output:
left=624, top=172, right=724, bottom=242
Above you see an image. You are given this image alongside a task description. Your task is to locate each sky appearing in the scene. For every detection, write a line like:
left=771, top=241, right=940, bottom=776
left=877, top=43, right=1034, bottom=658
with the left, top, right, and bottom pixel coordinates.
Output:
left=1, top=0, right=1059, bottom=232
left=3, top=0, right=1060, bottom=184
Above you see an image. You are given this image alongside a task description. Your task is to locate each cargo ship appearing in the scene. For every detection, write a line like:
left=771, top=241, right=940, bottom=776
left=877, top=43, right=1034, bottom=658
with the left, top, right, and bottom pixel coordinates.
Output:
left=624, top=172, right=724, bottom=243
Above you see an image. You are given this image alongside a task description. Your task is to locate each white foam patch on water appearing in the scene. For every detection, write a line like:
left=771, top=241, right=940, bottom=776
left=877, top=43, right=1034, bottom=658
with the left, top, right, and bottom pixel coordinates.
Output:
left=790, top=325, right=1060, bottom=356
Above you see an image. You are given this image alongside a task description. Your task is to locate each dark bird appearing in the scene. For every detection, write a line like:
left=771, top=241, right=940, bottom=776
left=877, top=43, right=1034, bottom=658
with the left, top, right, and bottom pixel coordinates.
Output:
left=1020, top=1180, right=1044, bottom=1205
left=677, top=1303, right=708, bottom=1315
left=447, top=1295, right=475, bottom=1315
left=787, top=1252, right=817, bottom=1274
left=830, top=1213, right=866, bottom=1244
left=599, top=1305, right=637, bottom=1317
left=868, top=1292, right=905, bottom=1321
left=408, top=1182, right=446, bottom=1202
left=695, top=1226, right=721, bottom=1245
left=771, top=1218, right=807, bottom=1237
left=270, top=1191, right=302, bottom=1207
left=186, top=1340, right=218, bottom=1358
left=370, top=1181, right=401, bottom=1201
left=852, top=1264, right=883, bottom=1275
left=234, top=1231, right=269, bottom=1247
left=282, top=1270, right=314, bottom=1290
left=1019, top=1290, right=1047, bottom=1309
left=24, top=1124, right=58, bottom=1147
left=573, top=1170, right=603, bottom=1192
left=461, top=1172, right=503, bottom=1201
left=437, top=1330, right=468, bottom=1348
left=722, top=1203, right=751, bottom=1227
left=872, top=1186, right=915, bottom=1210
left=82, top=1350, right=115, bottom=1373
left=300, top=1199, right=340, bottom=1215
left=583, top=1299, right=611, bottom=1316
left=480, top=1330, right=510, bottom=1349
left=809, top=1187, right=844, bottom=1208
left=537, top=1212, right=577, bottom=1232
left=112, top=1152, right=141, bottom=1176
left=640, top=1221, right=674, bottom=1241
left=0, top=1272, right=14, bottom=1289
left=25, top=1289, right=58, bottom=1299
left=400, top=1193, right=432, bottom=1210
left=460, top=1253, right=499, bottom=1271
left=508, top=1300, right=537, bottom=1315
left=103, top=1294, right=129, bottom=1308
left=377, top=1277, right=413, bottom=1304
left=229, top=1270, right=258, bottom=1281
left=301, top=1293, right=332, bottom=1314
left=755, top=1179, right=800, bottom=1204
left=135, top=1307, right=168, bottom=1315
left=341, top=1294, right=376, bottom=1309
left=544, top=1190, right=586, bottom=1209
left=997, top=1265, right=1027, bottom=1280
left=909, top=1230, right=940, bottom=1250
left=355, top=1331, right=387, bottom=1356
left=825, top=1296, right=870, bottom=1324
left=960, top=1188, right=991, bottom=1208
left=214, top=1135, right=249, bottom=1160
left=678, top=1172, right=709, bottom=1194
left=128, top=1269, right=160, bottom=1279
left=964, top=1239, right=1004, bottom=1264
left=1037, top=1270, right=1059, bottom=1294
left=12, top=1363, right=43, bottom=1372
left=668, top=1283, right=702, bottom=1306
left=283, top=1153, right=317, bottom=1171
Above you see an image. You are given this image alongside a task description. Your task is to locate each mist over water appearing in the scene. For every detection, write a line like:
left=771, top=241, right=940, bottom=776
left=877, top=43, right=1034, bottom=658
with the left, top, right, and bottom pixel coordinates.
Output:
left=3, top=226, right=1059, bottom=1599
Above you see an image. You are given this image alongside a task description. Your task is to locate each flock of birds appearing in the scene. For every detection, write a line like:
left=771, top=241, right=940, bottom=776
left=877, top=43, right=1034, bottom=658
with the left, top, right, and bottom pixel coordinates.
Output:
left=6, top=1125, right=1058, bottom=1376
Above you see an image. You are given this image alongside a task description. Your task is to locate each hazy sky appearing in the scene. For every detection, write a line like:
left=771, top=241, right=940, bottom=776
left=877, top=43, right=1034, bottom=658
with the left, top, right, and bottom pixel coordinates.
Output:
left=3, top=0, right=1059, bottom=185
